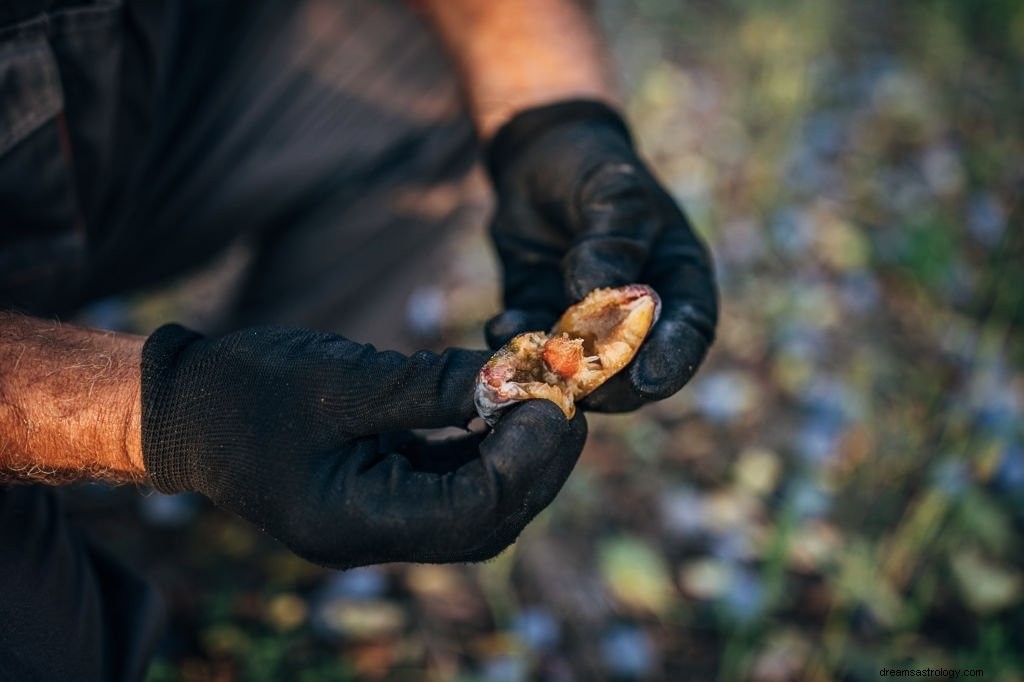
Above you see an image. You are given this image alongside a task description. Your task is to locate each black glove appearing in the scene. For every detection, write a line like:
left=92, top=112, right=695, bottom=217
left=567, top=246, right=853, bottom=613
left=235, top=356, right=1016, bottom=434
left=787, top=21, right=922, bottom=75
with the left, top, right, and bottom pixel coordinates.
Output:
left=485, top=100, right=718, bottom=412
left=140, top=324, right=586, bottom=569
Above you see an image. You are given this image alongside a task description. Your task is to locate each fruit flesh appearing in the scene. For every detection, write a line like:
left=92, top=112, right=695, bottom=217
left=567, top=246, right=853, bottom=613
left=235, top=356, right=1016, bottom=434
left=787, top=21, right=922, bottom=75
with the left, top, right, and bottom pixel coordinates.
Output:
left=475, top=284, right=660, bottom=422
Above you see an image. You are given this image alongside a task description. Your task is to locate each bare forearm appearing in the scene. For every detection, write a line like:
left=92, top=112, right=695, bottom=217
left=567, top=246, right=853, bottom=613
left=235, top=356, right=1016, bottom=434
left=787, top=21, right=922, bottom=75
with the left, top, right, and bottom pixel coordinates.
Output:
left=0, top=312, right=145, bottom=484
left=419, top=0, right=619, bottom=139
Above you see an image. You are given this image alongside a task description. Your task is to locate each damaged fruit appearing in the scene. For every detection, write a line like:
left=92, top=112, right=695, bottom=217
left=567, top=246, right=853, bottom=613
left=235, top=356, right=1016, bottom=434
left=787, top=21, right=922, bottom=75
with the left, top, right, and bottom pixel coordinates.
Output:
left=475, top=284, right=661, bottom=423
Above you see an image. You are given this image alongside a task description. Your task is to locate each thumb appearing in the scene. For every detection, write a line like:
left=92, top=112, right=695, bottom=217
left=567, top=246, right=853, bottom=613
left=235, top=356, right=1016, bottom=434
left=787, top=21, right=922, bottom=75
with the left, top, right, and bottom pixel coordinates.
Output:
left=445, top=400, right=588, bottom=562
left=323, top=345, right=492, bottom=434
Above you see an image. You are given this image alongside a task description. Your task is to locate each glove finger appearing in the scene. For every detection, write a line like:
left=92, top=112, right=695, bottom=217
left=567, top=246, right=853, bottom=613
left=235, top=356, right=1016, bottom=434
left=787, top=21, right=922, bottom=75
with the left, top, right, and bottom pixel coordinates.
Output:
left=563, top=236, right=651, bottom=302
left=485, top=309, right=560, bottom=349
left=442, top=400, right=587, bottom=560
left=324, top=346, right=493, bottom=434
left=577, top=370, right=649, bottom=413
left=563, top=162, right=663, bottom=301
left=623, top=199, right=717, bottom=401
left=394, top=402, right=586, bottom=551
left=643, top=221, right=718, bottom=342
left=326, top=401, right=586, bottom=566
left=580, top=203, right=716, bottom=410
left=633, top=305, right=714, bottom=394
left=491, top=198, right=570, bottom=312
left=488, top=205, right=568, bottom=348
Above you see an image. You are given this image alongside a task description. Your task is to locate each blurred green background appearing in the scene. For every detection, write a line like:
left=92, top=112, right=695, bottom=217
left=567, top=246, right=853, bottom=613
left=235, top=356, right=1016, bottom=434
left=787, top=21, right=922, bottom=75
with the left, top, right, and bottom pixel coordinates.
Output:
left=70, top=0, right=1023, bottom=680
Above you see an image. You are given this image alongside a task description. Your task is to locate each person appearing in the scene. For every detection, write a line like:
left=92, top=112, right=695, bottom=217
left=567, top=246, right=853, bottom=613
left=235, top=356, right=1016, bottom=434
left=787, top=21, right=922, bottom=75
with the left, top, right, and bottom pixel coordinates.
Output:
left=0, top=0, right=717, bottom=678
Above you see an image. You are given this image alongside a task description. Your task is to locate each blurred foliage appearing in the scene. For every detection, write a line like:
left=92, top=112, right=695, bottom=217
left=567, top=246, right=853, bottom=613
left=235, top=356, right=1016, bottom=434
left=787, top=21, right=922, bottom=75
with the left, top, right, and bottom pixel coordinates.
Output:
left=67, top=0, right=1024, bottom=680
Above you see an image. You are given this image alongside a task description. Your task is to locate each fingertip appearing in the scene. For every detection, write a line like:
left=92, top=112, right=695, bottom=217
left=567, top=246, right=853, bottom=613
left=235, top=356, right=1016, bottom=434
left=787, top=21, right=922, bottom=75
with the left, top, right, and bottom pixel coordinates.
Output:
left=486, top=400, right=587, bottom=461
left=496, top=399, right=587, bottom=433
left=563, top=239, right=648, bottom=302
left=631, top=318, right=711, bottom=400
left=475, top=400, right=587, bottom=528
left=432, top=347, right=499, bottom=424
left=451, top=400, right=587, bottom=557
left=579, top=373, right=649, bottom=413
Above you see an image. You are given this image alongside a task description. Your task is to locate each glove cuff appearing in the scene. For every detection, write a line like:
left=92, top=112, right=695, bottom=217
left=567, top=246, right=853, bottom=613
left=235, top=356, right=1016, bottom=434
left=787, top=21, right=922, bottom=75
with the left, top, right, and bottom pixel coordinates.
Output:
left=140, top=323, right=205, bottom=494
left=485, top=99, right=633, bottom=182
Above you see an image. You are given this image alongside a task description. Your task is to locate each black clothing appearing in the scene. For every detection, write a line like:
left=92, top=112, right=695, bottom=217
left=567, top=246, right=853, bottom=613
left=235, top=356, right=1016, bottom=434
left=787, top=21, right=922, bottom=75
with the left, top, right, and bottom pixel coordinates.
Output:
left=1, top=0, right=479, bottom=329
left=1, top=0, right=479, bottom=678
left=0, top=487, right=164, bottom=682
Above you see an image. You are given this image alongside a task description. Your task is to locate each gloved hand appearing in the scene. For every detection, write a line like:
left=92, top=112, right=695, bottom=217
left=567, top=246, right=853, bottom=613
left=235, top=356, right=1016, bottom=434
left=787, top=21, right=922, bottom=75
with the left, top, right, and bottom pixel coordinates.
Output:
left=485, top=100, right=718, bottom=412
left=140, top=324, right=586, bottom=569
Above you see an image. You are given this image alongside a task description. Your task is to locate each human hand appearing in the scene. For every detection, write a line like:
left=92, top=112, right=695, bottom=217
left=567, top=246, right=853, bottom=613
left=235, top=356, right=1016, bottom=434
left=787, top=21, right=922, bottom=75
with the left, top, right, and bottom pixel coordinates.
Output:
left=140, top=325, right=586, bottom=569
left=485, top=100, right=718, bottom=412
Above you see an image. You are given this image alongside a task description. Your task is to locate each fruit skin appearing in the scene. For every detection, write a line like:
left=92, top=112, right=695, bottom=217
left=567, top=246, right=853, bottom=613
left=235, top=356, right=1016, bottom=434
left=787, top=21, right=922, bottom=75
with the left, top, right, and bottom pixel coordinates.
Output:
left=475, top=284, right=661, bottom=424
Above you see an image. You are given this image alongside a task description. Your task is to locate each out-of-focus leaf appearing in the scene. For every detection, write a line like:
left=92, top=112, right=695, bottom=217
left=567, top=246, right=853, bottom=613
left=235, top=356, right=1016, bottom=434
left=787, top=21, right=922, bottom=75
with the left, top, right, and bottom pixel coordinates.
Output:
left=951, top=551, right=1022, bottom=614
left=679, top=558, right=732, bottom=600
left=836, top=541, right=906, bottom=629
left=749, top=630, right=811, bottom=682
left=598, top=535, right=675, bottom=617
left=954, top=489, right=1015, bottom=556
left=787, top=521, right=842, bottom=573
left=815, top=212, right=869, bottom=272
left=266, top=593, right=307, bottom=632
left=201, top=623, right=250, bottom=656
left=316, top=601, right=406, bottom=639
left=704, top=489, right=760, bottom=531
left=734, top=447, right=783, bottom=495
left=405, top=564, right=461, bottom=598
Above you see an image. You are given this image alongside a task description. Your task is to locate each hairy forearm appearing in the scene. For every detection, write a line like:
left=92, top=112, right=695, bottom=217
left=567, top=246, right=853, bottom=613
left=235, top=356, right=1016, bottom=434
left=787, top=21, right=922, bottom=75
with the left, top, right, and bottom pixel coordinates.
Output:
left=0, top=312, right=145, bottom=484
left=418, top=0, right=619, bottom=139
